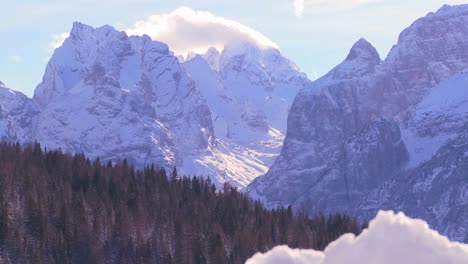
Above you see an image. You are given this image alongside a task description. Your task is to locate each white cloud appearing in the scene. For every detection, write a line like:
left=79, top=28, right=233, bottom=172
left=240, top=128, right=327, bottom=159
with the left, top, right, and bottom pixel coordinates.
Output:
left=8, top=55, right=22, bottom=63
left=246, top=211, right=468, bottom=264
left=294, top=0, right=380, bottom=15
left=49, top=32, right=69, bottom=50
left=125, top=7, right=278, bottom=57
left=294, top=0, right=305, bottom=17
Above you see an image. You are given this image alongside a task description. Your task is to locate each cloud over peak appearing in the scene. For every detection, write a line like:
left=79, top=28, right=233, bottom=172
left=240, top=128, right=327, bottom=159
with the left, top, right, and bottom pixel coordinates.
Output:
left=126, top=7, right=279, bottom=57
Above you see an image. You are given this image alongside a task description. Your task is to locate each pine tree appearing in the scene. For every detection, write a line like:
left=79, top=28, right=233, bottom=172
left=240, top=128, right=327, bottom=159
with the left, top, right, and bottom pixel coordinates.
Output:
left=171, top=167, right=178, bottom=181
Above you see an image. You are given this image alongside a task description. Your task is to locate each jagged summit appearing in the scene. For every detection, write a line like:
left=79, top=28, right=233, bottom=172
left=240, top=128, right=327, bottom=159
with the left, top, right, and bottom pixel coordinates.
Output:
left=345, top=38, right=380, bottom=62
left=70, top=21, right=95, bottom=36
left=33, top=22, right=172, bottom=107
left=69, top=22, right=169, bottom=53
left=205, top=46, right=220, bottom=55
left=202, top=47, right=221, bottom=71
left=317, top=38, right=381, bottom=81
left=436, top=3, right=468, bottom=13
left=70, top=22, right=132, bottom=42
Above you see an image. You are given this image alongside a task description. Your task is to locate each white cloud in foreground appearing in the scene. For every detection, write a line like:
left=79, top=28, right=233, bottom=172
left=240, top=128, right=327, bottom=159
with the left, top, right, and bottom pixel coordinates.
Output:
left=246, top=211, right=468, bottom=264
left=126, top=7, right=278, bottom=57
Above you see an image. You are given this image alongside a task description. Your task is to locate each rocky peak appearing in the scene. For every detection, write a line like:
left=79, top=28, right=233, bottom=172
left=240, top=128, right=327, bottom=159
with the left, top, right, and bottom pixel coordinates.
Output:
left=345, top=38, right=381, bottom=63
left=70, top=22, right=94, bottom=38
left=185, top=51, right=197, bottom=62
left=202, top=47, right=221, bottom=71
left=186, top=54, right=208, bottom=66
left=70, top=22, right=126, bottom=43
left=323, top=38, right=381, bottom=80
left=0, top=81, right=5, bottom=88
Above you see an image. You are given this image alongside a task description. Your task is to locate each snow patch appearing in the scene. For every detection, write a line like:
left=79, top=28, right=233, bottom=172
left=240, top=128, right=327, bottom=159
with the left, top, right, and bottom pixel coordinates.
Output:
left=246, top=211, right=468, bottom=264
left=401, top=127, right=456, bottom=168
left=402, top=72, right=468, bottom=168
left=415, top=73, right=468, bottom=115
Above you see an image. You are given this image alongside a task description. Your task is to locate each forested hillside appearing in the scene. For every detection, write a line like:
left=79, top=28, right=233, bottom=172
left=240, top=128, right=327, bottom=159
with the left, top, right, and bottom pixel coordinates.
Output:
left=0, top=142, right=364, bottom=263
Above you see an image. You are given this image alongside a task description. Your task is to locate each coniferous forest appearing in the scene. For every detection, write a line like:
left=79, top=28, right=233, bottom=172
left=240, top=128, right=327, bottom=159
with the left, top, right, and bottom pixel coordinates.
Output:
left=0, top=142, right=365, bottom=263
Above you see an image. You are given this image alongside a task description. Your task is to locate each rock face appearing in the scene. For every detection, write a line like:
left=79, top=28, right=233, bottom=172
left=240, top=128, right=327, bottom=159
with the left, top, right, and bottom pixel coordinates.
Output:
left=248, top=4, right=468, bottom=241
left=0, top=22, right=307, bottom=189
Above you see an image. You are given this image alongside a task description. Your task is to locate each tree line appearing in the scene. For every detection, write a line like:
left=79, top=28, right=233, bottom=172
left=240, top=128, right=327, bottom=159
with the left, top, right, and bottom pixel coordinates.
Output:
left=0, top=142, right=365, bottom=263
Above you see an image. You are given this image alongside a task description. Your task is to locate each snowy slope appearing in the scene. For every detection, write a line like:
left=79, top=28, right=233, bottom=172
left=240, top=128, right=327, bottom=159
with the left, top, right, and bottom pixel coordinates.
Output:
left=182, top=43, right=310, bottom=186
left=0, top=81, right=37, bottom=142
left=248, top=4, right=468, bottom=241
left=401, top=72, right=468, bottom=167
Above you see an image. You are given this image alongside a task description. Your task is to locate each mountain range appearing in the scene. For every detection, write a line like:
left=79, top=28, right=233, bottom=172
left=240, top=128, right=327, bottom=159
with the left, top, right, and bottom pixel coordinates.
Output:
left=0, top=22, right=308, bottom=189
left=0, top=4, right=466, bottom=241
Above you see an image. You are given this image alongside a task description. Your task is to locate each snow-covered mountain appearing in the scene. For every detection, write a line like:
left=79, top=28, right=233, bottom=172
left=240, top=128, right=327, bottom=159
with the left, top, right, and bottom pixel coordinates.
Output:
left=182, top=43, right=309, bottom=186
left=248, top=4, right=468, bottom=241
left=0, top=82, right=37, bottom=142
left=32, top=22, right=215, bottom=176
left=0, top=22, right=307, bottom=189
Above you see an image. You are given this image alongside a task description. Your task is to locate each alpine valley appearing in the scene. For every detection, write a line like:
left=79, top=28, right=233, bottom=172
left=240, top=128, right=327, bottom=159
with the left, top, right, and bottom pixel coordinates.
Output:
left=0, top=3, right=467, bottom=243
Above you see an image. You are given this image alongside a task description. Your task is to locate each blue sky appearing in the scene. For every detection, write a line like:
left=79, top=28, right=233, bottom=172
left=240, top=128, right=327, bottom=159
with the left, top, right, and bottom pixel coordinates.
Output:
left=1, top=0, right=465, bottom=96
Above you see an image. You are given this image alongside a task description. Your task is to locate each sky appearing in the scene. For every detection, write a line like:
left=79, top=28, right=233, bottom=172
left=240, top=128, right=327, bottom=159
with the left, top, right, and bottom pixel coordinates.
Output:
left=1, top=0, right=466, bottom=96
